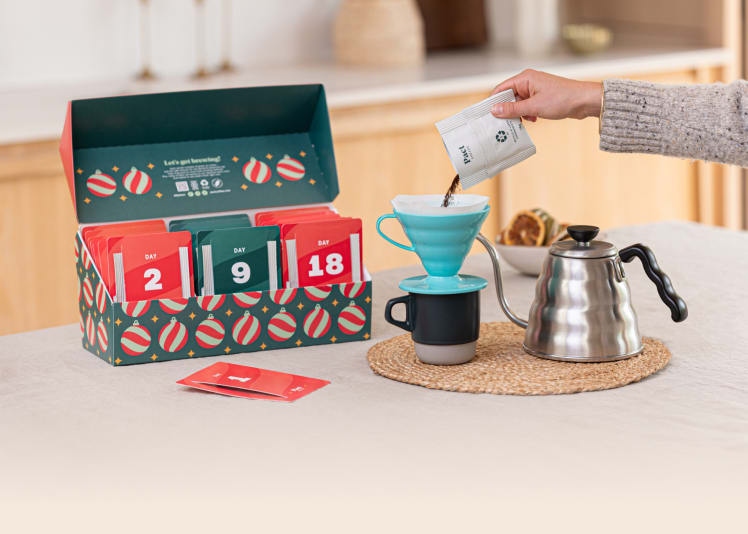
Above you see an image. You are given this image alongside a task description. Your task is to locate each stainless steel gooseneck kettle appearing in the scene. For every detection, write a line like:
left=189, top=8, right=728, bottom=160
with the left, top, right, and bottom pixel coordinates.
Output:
left=477, top=225, right=687, bottom=362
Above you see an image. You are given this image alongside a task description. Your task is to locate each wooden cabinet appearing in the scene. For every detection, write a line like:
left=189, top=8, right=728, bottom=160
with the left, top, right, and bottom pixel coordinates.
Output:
left=561, top=0, right=744, bottom=229
left=498, top=69, right=727, bottom=233
left=0, top=0, right=743, bottom=336
left=0, top=66, right=739, bottom=336
left=330, top=69, right=740, bottom=275
left=0, top=140, right=79, bottom=335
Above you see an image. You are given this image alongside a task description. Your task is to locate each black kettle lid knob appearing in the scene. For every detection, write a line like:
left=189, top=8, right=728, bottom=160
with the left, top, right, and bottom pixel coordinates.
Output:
left=567, top=225, right=599, bottom=243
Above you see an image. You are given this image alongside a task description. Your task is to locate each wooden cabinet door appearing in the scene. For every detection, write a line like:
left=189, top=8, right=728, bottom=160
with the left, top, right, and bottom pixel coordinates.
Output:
left=497, top=106, right=700, bottom=231
left=0, top=140, right=79, bottom=335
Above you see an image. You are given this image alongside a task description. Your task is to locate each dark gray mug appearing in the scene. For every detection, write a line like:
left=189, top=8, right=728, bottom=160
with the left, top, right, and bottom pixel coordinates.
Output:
left=384, top=290, right=480, bottom=365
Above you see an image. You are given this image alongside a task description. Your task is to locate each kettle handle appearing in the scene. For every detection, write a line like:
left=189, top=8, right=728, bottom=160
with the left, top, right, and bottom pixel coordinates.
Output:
left=619, top=244, right=688, bottom=322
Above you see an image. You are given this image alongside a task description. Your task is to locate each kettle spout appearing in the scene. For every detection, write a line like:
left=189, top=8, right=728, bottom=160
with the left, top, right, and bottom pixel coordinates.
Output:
left=476, top=233, right=529, bottom=329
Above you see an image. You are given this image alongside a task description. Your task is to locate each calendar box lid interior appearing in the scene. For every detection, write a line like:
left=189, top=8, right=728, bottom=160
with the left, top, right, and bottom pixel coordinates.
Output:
left=59, top=84, right=339, bottom=224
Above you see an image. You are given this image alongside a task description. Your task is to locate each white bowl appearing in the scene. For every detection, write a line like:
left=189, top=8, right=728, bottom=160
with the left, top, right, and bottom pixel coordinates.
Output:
left=494, top=243, right=549, bottom=277
left=562, top=24, right=613, bottom=55
left=495, top=231, right=608, bottom=276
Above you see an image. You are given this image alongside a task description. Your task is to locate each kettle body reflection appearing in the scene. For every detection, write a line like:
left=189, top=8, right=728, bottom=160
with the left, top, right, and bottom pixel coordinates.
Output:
left=477, top=225, right=687, bottom=362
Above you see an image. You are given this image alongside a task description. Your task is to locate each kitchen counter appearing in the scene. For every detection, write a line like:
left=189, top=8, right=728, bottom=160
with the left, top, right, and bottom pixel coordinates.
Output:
left=1, top=221, right=746, bottom=532
left=0, top=43, right=732, bottom=145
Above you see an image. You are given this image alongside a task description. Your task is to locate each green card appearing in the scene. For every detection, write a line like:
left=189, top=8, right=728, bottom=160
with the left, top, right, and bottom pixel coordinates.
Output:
left=170, top=214, right=253, bottom=285
left=196, top=226, right=281, bottom=295
left=169, top=214, right=252, bottom=236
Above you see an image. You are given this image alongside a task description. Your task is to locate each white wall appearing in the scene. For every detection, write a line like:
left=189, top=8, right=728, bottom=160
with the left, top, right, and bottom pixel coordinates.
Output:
left=0, top=0, right=519, bottom=91
left=0, top=0, right=341, bottom=90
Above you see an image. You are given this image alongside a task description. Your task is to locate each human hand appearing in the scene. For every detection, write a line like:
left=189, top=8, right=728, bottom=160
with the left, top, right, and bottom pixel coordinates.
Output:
left=490, top=69, right=603, bottom=122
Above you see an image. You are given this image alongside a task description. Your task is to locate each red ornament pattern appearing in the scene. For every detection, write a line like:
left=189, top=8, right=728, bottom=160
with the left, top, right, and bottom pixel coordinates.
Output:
left=121, top=300, right=150, bottom=317
left=304, top=285, right=332, bottom=302
left=233, top=291, right=262, bottom=308
left=339, top=282, right=365, bottom=299
left=82, top=276, right=94, bottom=309
left=81, top=248, right=92, bottom=270
left=86, top=169, right=117, bottom=197
left=197, top=294, right=226, bottom=311
left=232, top=311, right=261, bottom=345
left=337, top=302, right=366, bottom=335
left=268, top=308, right=296, bottom=342
left=120, top=322, right=151, bottom=356
left=86, top=313, right=96, bottom=346
left=242, top=157, right=272, bottom=184
left=303, top=304, right=331, bottom=339
left=97, top=319, right=109, bottom=352
left=195, top=316, right=226, bottom=349
left=276, top=155, right=305, bottom=181
left=159, top=298, right=189, bottom=314
left=158, top=318, right=188, bottom=353
left=95, top=281, right=107, bottom=314
left=270, top=287, right=297, bottom=305
left=122, top=166, right=153, bottom=195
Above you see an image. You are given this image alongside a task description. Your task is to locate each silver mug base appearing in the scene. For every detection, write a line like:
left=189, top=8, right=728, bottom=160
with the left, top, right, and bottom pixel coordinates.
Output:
left=414, top=341, right=476, bottom=365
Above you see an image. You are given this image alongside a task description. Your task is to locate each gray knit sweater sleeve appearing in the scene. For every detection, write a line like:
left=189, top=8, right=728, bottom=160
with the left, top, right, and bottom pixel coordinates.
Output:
left=600, top=79, right=748, bottom=167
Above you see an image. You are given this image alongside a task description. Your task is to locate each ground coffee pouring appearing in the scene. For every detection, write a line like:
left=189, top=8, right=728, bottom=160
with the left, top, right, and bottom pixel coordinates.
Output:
left=477, top=225, right=688, bottom=362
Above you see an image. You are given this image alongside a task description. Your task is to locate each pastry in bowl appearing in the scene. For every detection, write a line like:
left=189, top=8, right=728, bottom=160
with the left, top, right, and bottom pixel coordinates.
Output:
left=496, top=208, right=570, bottom=276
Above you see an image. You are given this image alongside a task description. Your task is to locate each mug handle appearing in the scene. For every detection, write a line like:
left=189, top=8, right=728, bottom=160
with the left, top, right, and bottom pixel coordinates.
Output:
left=384, top=295, right=413, bottom=332
left=376, top=214, right=415, bottom=252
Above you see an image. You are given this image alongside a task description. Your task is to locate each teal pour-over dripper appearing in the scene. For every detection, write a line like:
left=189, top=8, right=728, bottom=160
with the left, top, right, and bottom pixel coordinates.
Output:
left=376, top=203, right=490, bottom=295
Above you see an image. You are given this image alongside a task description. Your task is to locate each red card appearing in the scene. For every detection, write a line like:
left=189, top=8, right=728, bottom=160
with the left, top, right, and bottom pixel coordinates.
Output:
left=81, top=219, right=165, bottom=244
left=81, top=219, right=166, bottom=292
left=254, top=206, right=338, bottom=226
left=112, top=231, right=194, bottom=302
left=177, top=361, right=330, bottom=401
left=258, top=212, right=341, bottom=227
left=281, top=218, right=363, bottom=288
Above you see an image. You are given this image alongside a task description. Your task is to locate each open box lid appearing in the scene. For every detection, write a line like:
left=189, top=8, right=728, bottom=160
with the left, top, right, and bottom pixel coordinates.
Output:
left=60, top=84, right=340, bottom=224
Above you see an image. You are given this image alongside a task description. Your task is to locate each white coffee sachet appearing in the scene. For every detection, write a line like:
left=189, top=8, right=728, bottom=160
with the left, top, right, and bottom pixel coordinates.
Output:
left=435, top=89, right=536, bottom=189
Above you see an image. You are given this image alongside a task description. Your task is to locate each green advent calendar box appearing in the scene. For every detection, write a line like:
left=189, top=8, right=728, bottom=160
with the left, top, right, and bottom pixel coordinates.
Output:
left=59, top=85, right=372, bottom=366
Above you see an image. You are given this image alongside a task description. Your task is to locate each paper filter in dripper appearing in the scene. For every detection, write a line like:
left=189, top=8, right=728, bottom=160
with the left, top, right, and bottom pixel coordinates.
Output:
left=391, top=194, right=488, bottom=215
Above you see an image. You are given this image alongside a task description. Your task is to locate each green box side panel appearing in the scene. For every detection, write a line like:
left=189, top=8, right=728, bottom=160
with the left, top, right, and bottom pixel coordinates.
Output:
left=110, top=281, right=372, bottom=366
left=77, top=233, right=372, bottom=367
left=76, top=232, right=116, bottom=364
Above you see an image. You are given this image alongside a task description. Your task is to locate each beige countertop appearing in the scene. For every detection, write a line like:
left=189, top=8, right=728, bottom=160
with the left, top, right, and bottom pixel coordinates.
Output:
left=0, top=221, right=746, bottom=532
left=0, top=43, right=732, bottom=146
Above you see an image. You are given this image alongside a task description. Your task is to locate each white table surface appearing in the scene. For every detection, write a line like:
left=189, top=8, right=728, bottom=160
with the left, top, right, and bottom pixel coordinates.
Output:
left=1, top=221, right=746, bottom=533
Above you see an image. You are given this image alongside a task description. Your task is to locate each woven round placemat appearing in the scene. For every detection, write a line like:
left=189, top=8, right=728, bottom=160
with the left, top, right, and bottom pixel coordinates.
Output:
left=368, top=322, right=671, bottom=395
